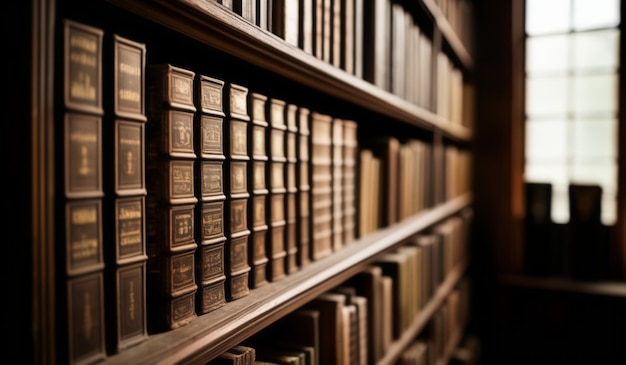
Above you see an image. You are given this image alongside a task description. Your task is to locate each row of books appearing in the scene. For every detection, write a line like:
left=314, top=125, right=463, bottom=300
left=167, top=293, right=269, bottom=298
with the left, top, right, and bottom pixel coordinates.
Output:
left=217, top=0, right=473, bottom=119
left=207, top=212, right=472, bottom=365
left=357, top=137, right=472, bottom=237
left=59, top=18, right=366, bottom=364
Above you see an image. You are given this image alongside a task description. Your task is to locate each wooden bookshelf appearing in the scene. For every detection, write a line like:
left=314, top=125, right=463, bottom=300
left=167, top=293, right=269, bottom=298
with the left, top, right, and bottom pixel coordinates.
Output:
left=21, top=0, right=476, bottom=364
left=108, top=0, right=473, bottom=142
left=101, top=193, right=472, bottom=364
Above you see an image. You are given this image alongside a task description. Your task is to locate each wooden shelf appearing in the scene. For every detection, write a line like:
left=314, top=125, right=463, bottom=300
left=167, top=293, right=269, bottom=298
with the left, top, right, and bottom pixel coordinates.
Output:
left=499, top=275, right=626, bottom=298
left=101, top=193, right=472, bottom=364
left=436, top=327, right=465, bottom=365
left=378, top=259, right=468, bottom=365
left=107, top=0, right=473, bottom=143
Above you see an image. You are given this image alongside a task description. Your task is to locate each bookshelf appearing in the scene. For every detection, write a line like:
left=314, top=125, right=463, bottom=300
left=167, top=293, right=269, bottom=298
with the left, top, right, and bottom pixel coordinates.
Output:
left=20, top=0, right=476, bottom=364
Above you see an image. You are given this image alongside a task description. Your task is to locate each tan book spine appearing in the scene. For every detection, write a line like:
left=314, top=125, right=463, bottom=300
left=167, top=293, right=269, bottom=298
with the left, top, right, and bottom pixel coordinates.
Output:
left=225, top=83, right=252, bottom=300
left=310, top=112, right=333, bottom=260
left=248, top=91, right=270, bottom=288
left=194, top=74, right=227, bottom=313
left=331, top=118, right=344, bottom=251
left=266, top=98, right=288, bottom=281
left=297, top=107, right=312, bottom=266
left=285, top=104, right=299, bottom=274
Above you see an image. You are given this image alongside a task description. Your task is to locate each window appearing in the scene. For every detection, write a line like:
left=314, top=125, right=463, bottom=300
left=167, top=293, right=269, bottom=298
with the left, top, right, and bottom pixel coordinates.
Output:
left=524, top=0, right=620, bottom=225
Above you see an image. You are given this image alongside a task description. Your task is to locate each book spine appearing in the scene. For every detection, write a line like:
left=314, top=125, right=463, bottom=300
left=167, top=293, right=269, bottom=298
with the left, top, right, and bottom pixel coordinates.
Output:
left=105, top=34, right=149, bottom=354
left=248, top=92, right=270, bottom=288
left=224, top=83, right=252, bottom=300
left=342, top=120, right=357, bottom=245
left=267, top=98, right=288, bottom=281
left=297, top=107, right=312, bottom=267
left=331, top=118, right=344, bottom=251
left=194, top=74, right=227, bottom=314
left=285, top=104, right=299, bottom=274
left=62, top=19, right=107, bottom=365
left=310, top=112, right=333, bottom=260
left=146, top=64, right=198, bottom=331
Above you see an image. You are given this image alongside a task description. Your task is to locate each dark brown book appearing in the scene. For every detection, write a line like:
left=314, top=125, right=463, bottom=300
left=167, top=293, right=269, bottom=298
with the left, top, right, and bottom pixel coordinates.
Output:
left=341, top=0, right=355, bottom=74
left=285, top=104, right=299, bottom=274
left=248, top=91, right=270, bottom=288
left=67, top=272, right=106, bottom=365
left=267, top=98, right=288, bottom=280
left=146, top=63, right=199, bottom=331
left=372, top=136, right=399, bottom=226
left=105, top=34, right=149, bottom=354
left=194, top=74, right=228, bottom=313
left=255, top=308, right=320, bottom=365
left=310, top=112, right=333, bottom=260
left=225, top=83, right=252, bottom=300
left=299, top=0, right=315, bottom=54
left=296, top=107, right=312, bottom=266
left=306, top=293, right=347, bottom=365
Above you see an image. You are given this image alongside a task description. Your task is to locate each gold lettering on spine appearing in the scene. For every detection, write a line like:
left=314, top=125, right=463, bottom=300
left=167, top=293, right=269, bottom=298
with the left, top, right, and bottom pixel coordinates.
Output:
left=118, top=203, right=142, bottom=247
left=71, top=206, right=98, bottom=260
left=69, top=33, right=98, bottom=102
